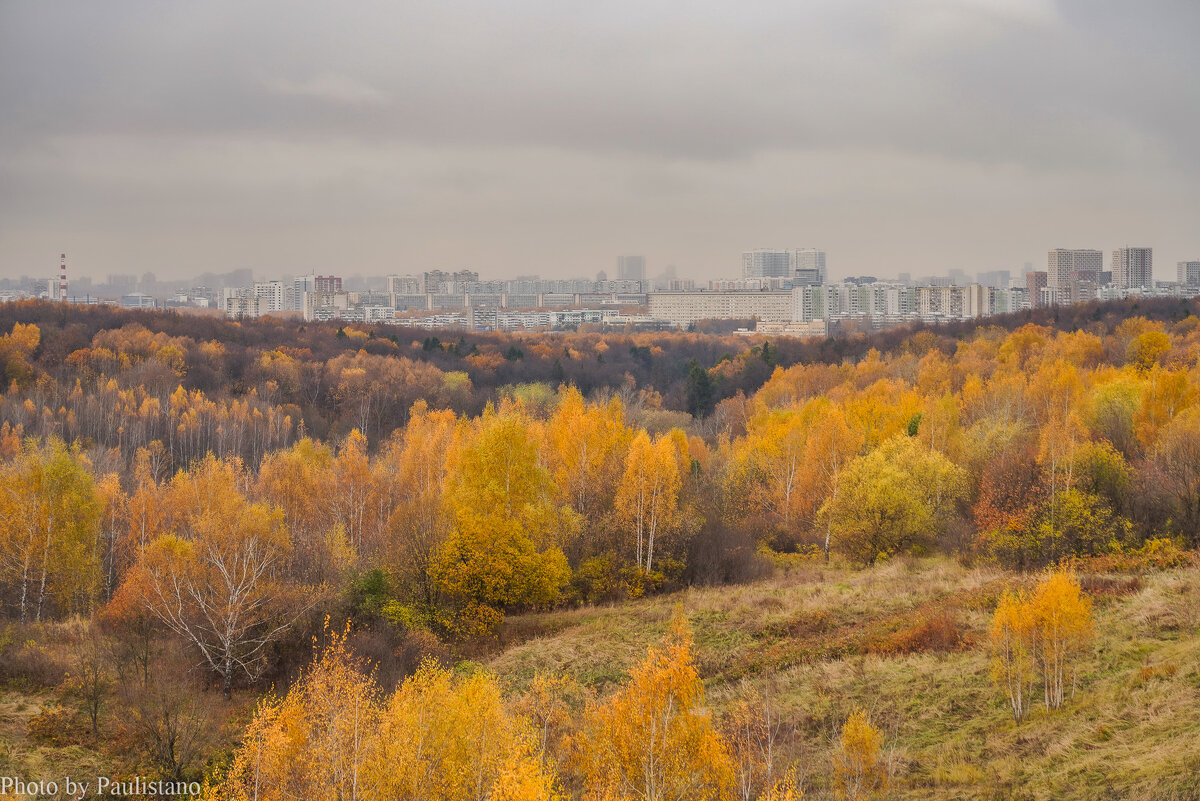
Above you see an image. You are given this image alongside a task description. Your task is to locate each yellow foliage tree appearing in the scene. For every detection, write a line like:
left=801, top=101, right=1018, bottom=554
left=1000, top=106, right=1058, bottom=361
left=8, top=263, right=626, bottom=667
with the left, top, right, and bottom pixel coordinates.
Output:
left=220, top=634, right=557, bottom=801
left=757, top=767, right=804, bottom=801
left=579, top=609, right=734, bottom=801
left=803, top=401, right=864, bottom=560
left=380, top=401, right=459, bottom=610
left=989, top=589, right=1036, bottom=722
left=225, top=630, right=381, bottom=801
left=1031, top=568, right=1093, bottom=710
left=614, top=432, right=682, bottom=573
left=1126, top=330, right=1171, bottom=371
left=434, top=403, right=571, bottom=633
left=0, top=322, right=40, bottom=387
left=735, top=406, right=812, bottom=536
left=255, top=437, right=337, bottom=581
left=542, top=386, right=632, bottom=525
left=331, top=428, right=377, bottom=559
left=832, top=707, right=885, bottom=801
left=820, top=436, right=966, bottom=565
left=989, top=568, right=1092, bottom=718
left=372, top=663, right=557, bottom=801
left=0, top=437, right=102, bottom=622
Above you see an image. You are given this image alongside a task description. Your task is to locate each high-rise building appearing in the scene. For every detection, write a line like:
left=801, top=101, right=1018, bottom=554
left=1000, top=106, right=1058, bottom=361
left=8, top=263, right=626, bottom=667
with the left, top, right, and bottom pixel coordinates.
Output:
left=1047, top=249, right=1102, bottom=304
left=1026, top=271, right=1048, bottom=308
left=254, top=280, right=285, bottom=312
left=291, top=275, right=318, bottom=311
left=617, top=255, right=645, bottom=282
left=1068, top=269, right=1099, bottom=304
left=422, top=269, right=479, bottom=294
left=741, top=250, right=792, bottom=279
left=1178, top=260, right=1200, bottom=287
left=794, top=249, right=827, bottom=284
left=977, top=270, right=1011, bottom=289
left=386, top=275, right=422, bottom=295
left=1112, top=247, right=1153, bottom=289
left=315, top=275, right=343, bottom=293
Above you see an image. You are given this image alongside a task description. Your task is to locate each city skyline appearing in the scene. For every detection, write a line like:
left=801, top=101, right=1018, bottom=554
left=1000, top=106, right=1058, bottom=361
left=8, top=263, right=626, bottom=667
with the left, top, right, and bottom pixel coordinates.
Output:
left=1, top=240, right=1197, bottom=289
left=2, top=1, right=1199, bottom=282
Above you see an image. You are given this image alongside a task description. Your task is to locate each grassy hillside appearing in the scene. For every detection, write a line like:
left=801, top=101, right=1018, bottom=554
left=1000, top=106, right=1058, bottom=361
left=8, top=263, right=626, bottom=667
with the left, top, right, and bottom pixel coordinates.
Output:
left=490, top=557, right=1200, bottom=800
left=0, top=689, right=120, bottom=792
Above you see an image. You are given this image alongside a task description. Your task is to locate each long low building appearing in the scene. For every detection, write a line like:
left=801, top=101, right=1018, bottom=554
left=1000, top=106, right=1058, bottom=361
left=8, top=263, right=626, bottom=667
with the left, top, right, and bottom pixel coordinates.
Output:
left=647, top=290, right=794, bottom=327
left=648, top=284, right=1038, bottom=329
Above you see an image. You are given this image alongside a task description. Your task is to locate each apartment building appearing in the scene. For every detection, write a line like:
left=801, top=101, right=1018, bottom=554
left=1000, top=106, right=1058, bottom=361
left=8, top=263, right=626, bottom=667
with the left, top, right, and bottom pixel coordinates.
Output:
left=647, top=290, right=794, bottom=327
left=1047, top=249, right=1102, bottom=305
left=1112, top=247, right=1153, bottom=289
left=1178, top=261, right=1200, bottom=287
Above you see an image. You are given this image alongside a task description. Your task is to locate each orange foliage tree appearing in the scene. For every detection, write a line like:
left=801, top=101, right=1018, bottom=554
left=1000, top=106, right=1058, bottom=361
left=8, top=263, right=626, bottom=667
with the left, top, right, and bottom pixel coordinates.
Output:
left=579, top=609, right=734, bottom=801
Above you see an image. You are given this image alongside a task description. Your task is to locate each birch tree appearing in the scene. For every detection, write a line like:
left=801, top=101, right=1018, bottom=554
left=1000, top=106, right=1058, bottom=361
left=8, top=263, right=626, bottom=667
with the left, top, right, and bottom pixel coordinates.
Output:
left=126, top=455, right=314, bottom=699
left=614, top=432, right=682, bottom=573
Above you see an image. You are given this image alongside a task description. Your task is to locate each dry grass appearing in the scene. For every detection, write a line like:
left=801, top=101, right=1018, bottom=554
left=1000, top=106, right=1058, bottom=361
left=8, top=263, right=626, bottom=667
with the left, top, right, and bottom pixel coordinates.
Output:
left=3, top=558, right=1197, bottom=799
left=0, top=690, right=115, bottom=793
left=490, top=556, right=1200, bottom=800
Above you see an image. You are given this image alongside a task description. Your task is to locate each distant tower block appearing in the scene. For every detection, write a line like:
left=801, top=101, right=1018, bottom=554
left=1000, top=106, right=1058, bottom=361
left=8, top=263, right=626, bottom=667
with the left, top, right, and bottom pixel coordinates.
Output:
left=59, top=253, right=68, bottom=302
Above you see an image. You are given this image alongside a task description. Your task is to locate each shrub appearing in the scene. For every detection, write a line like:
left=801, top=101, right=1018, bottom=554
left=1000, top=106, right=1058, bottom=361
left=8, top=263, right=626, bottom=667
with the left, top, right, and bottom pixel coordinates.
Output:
left=982, top=489, right=1135, bottom=570
left=570, top=553, right=621, bottom=605
left=1069, top=538, right=1193, bottom=574
left=1133, top=662, right=1178, bottom=688
left=28, top=704, right=82, bottom=745
left=871, top=611, right=964, bottom=656
left=0, top=635, right=68, bottom=687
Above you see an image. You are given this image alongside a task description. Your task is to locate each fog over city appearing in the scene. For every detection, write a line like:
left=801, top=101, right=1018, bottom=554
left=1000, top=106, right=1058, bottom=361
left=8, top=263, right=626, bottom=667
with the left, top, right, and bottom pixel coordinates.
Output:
left=2, top=0, right=1198, bottom=282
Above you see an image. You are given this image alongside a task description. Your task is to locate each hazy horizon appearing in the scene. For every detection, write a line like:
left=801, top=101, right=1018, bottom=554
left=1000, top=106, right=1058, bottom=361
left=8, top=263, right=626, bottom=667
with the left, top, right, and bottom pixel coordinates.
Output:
left=2, top=1, right=1198, bottom=283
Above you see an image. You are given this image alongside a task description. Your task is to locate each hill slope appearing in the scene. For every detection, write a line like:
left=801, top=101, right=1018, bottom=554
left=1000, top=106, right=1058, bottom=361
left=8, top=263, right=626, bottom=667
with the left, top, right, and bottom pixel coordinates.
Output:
left=489, top=557, right=1200, bottom=800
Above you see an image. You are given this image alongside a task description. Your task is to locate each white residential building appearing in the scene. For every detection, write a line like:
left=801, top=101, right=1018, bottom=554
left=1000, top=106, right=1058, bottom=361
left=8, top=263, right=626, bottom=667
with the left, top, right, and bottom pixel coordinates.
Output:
left=913, top=284, right=986, bottom=320
left=1179, top=261, right=1200, bottom=287
left=292, top=275, right=317, bottom=311
left=647, top=290, right=794, bottom=327
left=1047, top=249, right=1102, bottom=304
left=254, top=280, right=286, bottom=312
left=794, top=248, right=827, bottom=285
left=741, top=250, right=793, bottom=279
left=1112, top=247, right=1153, bottom=289
left=225, top=296, right=262, bottom=318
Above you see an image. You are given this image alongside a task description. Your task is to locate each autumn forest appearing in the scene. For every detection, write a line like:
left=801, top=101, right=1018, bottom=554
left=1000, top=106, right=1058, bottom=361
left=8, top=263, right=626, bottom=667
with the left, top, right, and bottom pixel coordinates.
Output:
left=2, top=298, right=1200, bottom=800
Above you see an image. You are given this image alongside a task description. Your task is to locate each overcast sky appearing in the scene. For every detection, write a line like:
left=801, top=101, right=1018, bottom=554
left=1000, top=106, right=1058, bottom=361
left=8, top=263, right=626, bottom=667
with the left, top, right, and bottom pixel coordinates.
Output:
left=2, top=0, right=1198, bottom=283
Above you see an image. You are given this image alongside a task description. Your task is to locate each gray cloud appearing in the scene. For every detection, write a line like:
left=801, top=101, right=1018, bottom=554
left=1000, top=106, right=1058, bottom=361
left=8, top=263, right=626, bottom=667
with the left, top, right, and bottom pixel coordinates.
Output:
left=1, top=0, right=1197, bottom=280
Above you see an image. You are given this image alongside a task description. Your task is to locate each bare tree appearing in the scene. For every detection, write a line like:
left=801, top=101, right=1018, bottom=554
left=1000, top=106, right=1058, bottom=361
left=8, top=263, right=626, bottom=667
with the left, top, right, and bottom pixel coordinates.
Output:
left=68, top=626, right=111, bottom=736
left=116, top=641, right=219, bottom=781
